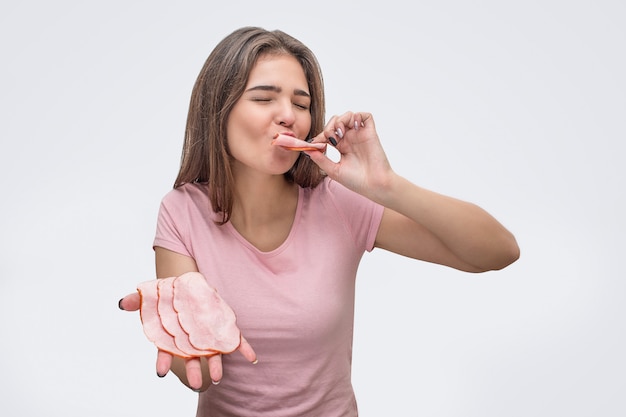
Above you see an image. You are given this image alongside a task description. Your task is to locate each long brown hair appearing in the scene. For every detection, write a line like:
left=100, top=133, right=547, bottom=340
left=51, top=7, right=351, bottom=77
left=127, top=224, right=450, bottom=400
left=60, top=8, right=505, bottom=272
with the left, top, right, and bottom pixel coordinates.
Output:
left=174, top=27, right=326, bottom=224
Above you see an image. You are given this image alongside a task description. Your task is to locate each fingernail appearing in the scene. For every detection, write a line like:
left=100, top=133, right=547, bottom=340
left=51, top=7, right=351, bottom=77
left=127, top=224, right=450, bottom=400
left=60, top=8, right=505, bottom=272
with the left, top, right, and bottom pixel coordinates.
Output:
left=354, top=121, right=359, bottom=130
left=157, top=371, right=166, bottom=378
left=328, top=137, right=338, bottom=147
left=192, top=388, right=202, bottom=392
left=335, top=128, right=343, bottom=138
left=212, top=379, right=221, bottom=385
left=118, top=298, right=125, bottom=310
left=252, top=359, right=259, bottom=365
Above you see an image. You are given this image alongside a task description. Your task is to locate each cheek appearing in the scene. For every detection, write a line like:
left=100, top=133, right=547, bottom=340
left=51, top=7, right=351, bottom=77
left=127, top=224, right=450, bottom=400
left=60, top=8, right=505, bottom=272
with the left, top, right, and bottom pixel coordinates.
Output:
left=225, top=115, right=256, bottom=155
left=227, top=106, right=266, bottom=143
left=300, top=114, right=313, bottom=138
left=226, top=133, right=253, bottom=163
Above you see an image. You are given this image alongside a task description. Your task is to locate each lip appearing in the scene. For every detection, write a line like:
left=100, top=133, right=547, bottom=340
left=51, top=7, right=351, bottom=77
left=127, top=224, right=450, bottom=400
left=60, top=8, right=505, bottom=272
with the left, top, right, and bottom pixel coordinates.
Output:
left=272, top=132, right=299, bottom=143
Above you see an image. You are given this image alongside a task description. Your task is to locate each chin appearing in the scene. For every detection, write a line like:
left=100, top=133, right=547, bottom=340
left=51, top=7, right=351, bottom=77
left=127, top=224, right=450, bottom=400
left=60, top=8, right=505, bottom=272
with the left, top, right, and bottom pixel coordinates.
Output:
left=272, top=154, right=299, bottom=173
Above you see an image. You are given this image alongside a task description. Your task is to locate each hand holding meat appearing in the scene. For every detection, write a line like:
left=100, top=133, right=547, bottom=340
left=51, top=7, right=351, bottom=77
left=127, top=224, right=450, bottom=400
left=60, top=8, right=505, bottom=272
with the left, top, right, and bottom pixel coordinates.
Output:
left=119, top=272, right=257, bottom=390
left=305, top=112, right=394, bottom=202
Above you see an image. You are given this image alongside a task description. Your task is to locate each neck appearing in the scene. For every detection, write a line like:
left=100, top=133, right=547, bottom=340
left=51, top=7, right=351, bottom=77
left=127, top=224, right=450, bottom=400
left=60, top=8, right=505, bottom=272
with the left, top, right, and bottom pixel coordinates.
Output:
left=231, top=172, right=298, bottom=227
left=229, top=171, right=299, bottom=252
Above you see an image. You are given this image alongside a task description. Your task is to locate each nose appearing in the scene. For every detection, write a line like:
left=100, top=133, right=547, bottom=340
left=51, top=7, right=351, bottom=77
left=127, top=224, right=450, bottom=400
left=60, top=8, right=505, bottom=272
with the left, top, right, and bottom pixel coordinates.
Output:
left=275, top=99, right=296, bottom=127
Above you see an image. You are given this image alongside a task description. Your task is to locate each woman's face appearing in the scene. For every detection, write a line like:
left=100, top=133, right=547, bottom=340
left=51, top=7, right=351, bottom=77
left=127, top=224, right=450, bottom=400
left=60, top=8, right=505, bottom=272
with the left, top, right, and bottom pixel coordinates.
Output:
left=226, top=53, right=312, bottom=177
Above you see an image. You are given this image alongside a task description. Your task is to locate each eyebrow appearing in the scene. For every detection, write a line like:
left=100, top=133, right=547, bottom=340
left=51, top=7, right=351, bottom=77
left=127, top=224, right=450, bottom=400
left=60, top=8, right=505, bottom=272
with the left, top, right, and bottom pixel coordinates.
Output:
left=245, top=85, right=311, bottom=98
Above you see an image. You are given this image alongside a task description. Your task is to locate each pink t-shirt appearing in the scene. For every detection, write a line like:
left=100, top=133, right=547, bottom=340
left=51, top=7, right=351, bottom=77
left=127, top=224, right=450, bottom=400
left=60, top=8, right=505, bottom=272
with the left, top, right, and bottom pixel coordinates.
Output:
left=154, top=177, right=384, bottom=416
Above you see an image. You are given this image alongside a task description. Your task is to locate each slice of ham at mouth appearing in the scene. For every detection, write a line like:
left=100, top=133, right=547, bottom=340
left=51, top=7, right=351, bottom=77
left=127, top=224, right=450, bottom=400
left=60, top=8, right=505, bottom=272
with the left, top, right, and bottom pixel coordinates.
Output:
left=272, top=134, right=327, bottom=152
left=136, top=272, right=241, bottom=358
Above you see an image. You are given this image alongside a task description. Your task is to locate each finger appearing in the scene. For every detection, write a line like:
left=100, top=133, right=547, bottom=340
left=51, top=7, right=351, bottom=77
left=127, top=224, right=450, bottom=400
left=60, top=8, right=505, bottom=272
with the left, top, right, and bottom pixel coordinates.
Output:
left=156, top=349, right=173, bottom=377
left=325, top=111, right=369, bottom=146
left=118, top=292, right=140, bottom=311
left=353, top=112, right=373, bottom=130
left=185, top=357, right=204, bottom=390
left=305, top=148, right=339, bottom=178
left=311, top=130, right=338, bottom=147
left=332, top=111, right=373, bottom=134
left=362, top=112, right=373, bottom=125
left=238, top=336, right=258, bottom=364
left=330, top=121, right=347, bottom=144
left=207, top=354, right=223, bottom=385
left=324, top=114, right=346, bottom=145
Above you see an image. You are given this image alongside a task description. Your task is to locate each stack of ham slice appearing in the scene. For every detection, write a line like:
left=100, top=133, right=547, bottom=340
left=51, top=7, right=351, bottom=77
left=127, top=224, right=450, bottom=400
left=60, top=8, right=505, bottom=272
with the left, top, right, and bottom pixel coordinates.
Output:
left=137, top=272, right=241, bottom=358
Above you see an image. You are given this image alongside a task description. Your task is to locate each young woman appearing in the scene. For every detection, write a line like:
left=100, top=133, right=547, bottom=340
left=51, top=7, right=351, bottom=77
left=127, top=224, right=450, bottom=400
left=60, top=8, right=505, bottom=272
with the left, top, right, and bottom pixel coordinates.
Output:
left=119, top=26, right=519, bottom=416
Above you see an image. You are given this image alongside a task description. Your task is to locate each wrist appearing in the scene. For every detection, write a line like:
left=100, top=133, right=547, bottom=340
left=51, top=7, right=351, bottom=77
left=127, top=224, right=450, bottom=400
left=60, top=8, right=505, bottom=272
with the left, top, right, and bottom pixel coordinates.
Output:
left=367, top=171, right=407, bottom=208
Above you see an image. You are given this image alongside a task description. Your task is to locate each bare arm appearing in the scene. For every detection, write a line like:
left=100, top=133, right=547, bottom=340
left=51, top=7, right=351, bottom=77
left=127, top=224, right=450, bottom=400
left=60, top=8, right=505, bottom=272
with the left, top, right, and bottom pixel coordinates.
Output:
left=306, top=112, right=519, bottom=272
left=374, top=180, right=519, bottom=272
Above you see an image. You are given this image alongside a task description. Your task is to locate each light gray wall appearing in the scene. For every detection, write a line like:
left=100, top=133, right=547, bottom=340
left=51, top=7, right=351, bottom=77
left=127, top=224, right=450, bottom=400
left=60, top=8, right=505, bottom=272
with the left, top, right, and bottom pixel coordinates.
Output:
left=1, top=1, right=624, bottom=416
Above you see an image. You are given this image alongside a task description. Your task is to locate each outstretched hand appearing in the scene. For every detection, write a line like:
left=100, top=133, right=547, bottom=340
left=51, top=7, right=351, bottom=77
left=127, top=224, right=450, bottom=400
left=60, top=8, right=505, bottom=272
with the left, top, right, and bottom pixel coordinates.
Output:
left=119, top=292, right=257, bottom=391
left=305, top=112, right=395, bottom=201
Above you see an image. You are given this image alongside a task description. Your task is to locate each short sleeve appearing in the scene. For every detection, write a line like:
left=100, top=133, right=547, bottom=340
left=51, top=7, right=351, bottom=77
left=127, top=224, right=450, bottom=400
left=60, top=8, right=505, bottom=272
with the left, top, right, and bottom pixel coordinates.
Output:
left=153, top=189, right=193, bottom=257
left=323, top=178, right=384, bottom=252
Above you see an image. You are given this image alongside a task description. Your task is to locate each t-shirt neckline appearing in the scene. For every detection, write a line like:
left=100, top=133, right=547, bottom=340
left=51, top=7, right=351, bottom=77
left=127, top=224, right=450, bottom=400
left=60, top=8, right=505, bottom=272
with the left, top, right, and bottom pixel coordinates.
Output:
left=224, top=186, right=303, bottom=257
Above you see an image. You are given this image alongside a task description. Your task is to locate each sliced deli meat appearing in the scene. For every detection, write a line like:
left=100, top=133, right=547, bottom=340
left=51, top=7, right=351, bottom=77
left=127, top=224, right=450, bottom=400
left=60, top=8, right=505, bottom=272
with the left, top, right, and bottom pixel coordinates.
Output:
left=173, top=272, right=241, bottom=354
left=271, top=135, right=327, bottom=151
left=137, top=279, right=191, bottom=358
left=156, top=278, right=219, bottom=357
left=136, top=272, right=241, bottom=357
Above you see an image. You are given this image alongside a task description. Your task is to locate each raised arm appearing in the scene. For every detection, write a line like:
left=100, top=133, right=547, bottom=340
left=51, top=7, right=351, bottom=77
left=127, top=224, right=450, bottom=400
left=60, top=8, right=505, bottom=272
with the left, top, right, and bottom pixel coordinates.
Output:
left=305, top=112, right=520, bottom=272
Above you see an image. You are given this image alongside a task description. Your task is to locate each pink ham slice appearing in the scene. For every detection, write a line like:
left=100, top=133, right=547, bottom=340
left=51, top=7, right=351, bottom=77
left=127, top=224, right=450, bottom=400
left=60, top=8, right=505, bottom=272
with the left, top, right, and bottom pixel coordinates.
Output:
left=137, top=279, right=191, bottom=358
left=173, top=272, right=241, bottom=354
left=156, top=278, right=219, bottom=357
left=272, top=135, right=327, bottom=151
left=137, top=272, right=241, bottom=358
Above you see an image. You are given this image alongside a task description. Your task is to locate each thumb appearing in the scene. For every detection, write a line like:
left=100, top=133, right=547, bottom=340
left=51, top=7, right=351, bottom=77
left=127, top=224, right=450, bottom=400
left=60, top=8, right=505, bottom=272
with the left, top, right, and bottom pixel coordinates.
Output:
left=305, top=149, right=338, bottom=178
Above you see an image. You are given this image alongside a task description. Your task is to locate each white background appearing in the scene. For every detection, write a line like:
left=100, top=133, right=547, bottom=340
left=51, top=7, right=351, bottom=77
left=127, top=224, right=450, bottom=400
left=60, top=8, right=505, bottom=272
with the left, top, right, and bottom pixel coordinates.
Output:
left=1, top=1, right=624, bottom=416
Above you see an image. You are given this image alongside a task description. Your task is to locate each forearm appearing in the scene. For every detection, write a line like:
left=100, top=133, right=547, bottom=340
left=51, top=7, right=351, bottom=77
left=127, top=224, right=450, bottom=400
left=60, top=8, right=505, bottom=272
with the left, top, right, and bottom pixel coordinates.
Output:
left=374, top=174, right=520, bottom=271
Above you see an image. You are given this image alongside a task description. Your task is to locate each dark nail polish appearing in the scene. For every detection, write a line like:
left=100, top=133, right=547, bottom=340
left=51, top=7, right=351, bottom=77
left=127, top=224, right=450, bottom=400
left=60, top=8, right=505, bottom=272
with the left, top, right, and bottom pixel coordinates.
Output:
left=118, top=298, right=125, bottom=310
left=328, top=137, right=338, bottom=146
left=157, top=371, right=166, bottom=378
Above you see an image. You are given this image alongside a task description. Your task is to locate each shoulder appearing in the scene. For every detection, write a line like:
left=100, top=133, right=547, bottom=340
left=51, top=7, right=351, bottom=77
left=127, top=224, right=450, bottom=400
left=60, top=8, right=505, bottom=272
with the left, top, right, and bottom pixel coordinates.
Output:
left=161, top=182, right=210, bottom=207
left=303, top=177, right=384, bottom=252
left=308, top=177, right=375, bottom=207
left=305, top=177, right=384, bottom=224
left=158, top=182, right=217, bottom=221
